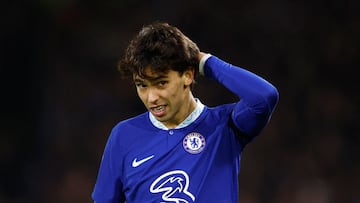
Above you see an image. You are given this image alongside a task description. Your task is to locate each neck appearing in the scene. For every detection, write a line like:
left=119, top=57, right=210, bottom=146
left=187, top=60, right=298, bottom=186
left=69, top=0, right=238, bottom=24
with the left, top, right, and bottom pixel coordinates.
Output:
left=164, top=92, right=197, bottom=129
left=183, top=92, right=197, bottom=119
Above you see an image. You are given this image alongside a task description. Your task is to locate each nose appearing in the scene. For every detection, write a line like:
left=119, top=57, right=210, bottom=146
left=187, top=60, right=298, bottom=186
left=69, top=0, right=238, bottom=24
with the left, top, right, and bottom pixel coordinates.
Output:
left=147, top=88, right=159, bottom=104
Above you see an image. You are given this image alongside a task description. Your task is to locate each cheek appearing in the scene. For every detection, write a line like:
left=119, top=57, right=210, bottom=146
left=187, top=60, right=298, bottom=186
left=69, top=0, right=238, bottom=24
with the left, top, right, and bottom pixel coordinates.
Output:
left=169, top=85, right=186, bottom=100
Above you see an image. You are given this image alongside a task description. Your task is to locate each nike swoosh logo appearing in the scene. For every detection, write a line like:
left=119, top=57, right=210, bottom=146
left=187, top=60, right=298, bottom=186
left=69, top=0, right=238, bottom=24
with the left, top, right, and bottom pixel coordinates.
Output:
left=132, top=155, right=155, bottom=167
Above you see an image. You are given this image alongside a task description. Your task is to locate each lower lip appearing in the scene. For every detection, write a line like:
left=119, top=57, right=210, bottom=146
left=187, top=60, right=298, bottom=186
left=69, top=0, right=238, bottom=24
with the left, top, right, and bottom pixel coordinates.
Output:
left=151, top=106, right=167, bottom=117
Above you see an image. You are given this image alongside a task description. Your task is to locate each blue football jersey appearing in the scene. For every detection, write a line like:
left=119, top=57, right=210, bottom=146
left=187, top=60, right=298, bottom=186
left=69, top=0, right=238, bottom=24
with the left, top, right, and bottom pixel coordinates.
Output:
left=92, top=55, right=279, bottom=203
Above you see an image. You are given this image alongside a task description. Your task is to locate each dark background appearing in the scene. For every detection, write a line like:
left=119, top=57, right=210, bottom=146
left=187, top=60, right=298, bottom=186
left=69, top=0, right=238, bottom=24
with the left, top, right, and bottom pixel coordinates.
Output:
left=1, top=0, right=359, bottom=202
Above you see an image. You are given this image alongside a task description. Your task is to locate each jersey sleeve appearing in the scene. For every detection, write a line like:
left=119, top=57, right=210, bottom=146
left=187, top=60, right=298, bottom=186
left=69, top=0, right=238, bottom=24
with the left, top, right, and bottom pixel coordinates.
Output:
left=202, top=55, right=279, bottom=142
left=92, top=129, right=126, bottom=203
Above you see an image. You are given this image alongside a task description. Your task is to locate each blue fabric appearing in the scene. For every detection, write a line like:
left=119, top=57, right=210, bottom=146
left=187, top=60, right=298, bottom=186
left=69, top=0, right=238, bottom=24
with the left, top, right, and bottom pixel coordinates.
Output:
left=92, top=55, right=279, bottom=203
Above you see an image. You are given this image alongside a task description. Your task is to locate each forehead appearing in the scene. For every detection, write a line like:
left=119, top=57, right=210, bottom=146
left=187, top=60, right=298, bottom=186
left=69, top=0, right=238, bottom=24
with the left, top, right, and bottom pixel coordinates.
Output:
left=133, top=67, right=179, bottom=81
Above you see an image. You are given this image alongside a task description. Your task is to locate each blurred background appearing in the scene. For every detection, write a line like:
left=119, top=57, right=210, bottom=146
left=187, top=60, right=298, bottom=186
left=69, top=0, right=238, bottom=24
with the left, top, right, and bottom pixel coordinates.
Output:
left=0, top=0, right=359, bottom=202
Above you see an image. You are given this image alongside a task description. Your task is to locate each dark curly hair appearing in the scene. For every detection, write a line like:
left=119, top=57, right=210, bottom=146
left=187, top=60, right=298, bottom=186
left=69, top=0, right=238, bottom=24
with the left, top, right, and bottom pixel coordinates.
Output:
left=118, top=22, right=200, bottom=79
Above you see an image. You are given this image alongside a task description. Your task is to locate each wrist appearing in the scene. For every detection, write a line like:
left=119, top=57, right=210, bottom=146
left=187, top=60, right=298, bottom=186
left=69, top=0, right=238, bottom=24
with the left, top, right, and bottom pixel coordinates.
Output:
left=199, top=53, right=212, bottom=76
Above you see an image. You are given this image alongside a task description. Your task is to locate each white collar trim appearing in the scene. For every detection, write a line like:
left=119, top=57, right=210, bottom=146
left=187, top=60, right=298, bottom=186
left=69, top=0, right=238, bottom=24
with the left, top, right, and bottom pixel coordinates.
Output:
left=149, top=99, right=205, bottom=130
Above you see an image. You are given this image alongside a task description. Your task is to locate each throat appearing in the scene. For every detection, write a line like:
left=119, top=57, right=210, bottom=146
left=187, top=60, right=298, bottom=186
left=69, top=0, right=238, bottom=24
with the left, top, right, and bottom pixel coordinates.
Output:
left=165, top=98, right=197, bottom=129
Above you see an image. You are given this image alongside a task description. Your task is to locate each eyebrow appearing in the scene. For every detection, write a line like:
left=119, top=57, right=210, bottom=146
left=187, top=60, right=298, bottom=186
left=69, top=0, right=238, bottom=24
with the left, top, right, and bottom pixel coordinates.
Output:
left=133, top=74, right=168, bottom=83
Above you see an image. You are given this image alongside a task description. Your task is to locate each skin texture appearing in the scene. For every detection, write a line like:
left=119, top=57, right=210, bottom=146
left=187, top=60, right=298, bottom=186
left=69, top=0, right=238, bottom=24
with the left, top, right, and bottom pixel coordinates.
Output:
left=134, top=67, right=196, bottom=128
left=117, top=22, right=206, bottom=129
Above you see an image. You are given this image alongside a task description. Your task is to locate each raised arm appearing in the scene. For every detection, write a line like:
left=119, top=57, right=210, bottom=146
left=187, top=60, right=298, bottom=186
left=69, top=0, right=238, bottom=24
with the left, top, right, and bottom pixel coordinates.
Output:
left=199, top=52, right=279, bottom=139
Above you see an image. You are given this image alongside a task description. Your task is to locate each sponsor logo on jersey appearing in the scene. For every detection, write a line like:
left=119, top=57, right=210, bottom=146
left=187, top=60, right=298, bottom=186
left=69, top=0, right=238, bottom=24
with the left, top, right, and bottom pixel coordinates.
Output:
left=183, top=132, right=205, bottom=154
left=150, top=170, right=195, bottom=203
left=132, top=155, right=155, bottom=167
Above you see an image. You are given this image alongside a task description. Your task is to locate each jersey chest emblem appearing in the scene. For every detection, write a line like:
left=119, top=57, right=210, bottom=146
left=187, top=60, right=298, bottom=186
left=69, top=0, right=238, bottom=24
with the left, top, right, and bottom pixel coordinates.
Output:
left=183, top=132, right=206, bottom=154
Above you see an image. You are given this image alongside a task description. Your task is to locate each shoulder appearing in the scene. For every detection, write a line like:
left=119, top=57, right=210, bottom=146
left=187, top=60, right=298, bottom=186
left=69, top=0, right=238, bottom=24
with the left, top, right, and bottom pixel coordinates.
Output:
left=105, top=112, right=155, bottom=152
left=112, top=112, right=150, bottom=133
left=203, top=103, right=236, bottom=120
left=109, top=112, right=153, bottom=142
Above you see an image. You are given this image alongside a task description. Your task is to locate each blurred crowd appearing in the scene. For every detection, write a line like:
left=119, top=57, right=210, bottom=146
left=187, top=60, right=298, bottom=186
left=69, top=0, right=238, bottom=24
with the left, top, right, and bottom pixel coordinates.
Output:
left=1, top=0, right=359, bottom=203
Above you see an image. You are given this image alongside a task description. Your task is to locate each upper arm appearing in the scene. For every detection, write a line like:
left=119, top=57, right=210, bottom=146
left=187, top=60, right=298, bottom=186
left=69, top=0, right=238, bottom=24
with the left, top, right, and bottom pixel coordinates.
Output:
left=231, top=85, right=279, bottom=141
left=92, top=132, right=126, bottom=203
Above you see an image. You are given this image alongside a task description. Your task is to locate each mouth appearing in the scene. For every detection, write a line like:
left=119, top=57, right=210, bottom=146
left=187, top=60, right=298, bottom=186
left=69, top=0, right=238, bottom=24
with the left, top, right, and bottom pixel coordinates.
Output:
left=150, top=105, right=167, bottom=117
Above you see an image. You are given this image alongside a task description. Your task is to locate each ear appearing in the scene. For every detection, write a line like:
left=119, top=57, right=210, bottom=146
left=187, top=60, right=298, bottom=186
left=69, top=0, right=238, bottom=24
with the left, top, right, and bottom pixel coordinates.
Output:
left=183, top=68, right=195, bottom=86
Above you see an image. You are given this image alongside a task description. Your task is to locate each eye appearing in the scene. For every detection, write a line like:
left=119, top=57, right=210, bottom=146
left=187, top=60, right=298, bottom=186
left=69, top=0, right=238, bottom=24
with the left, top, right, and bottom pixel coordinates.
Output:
left=158, top=81, right=168, bottom=87
left=135, top=82, right=147, bottom=89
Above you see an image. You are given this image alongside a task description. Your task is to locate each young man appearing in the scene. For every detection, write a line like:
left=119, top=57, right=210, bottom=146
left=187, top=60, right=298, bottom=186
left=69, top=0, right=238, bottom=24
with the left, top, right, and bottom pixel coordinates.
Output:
left=92, top=22, right=279, bottom=203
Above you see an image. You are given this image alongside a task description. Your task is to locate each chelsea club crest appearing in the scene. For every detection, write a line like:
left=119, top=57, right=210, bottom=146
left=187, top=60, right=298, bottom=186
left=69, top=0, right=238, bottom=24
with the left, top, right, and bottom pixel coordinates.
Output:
left=183, top=132, right=206, bottom=154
